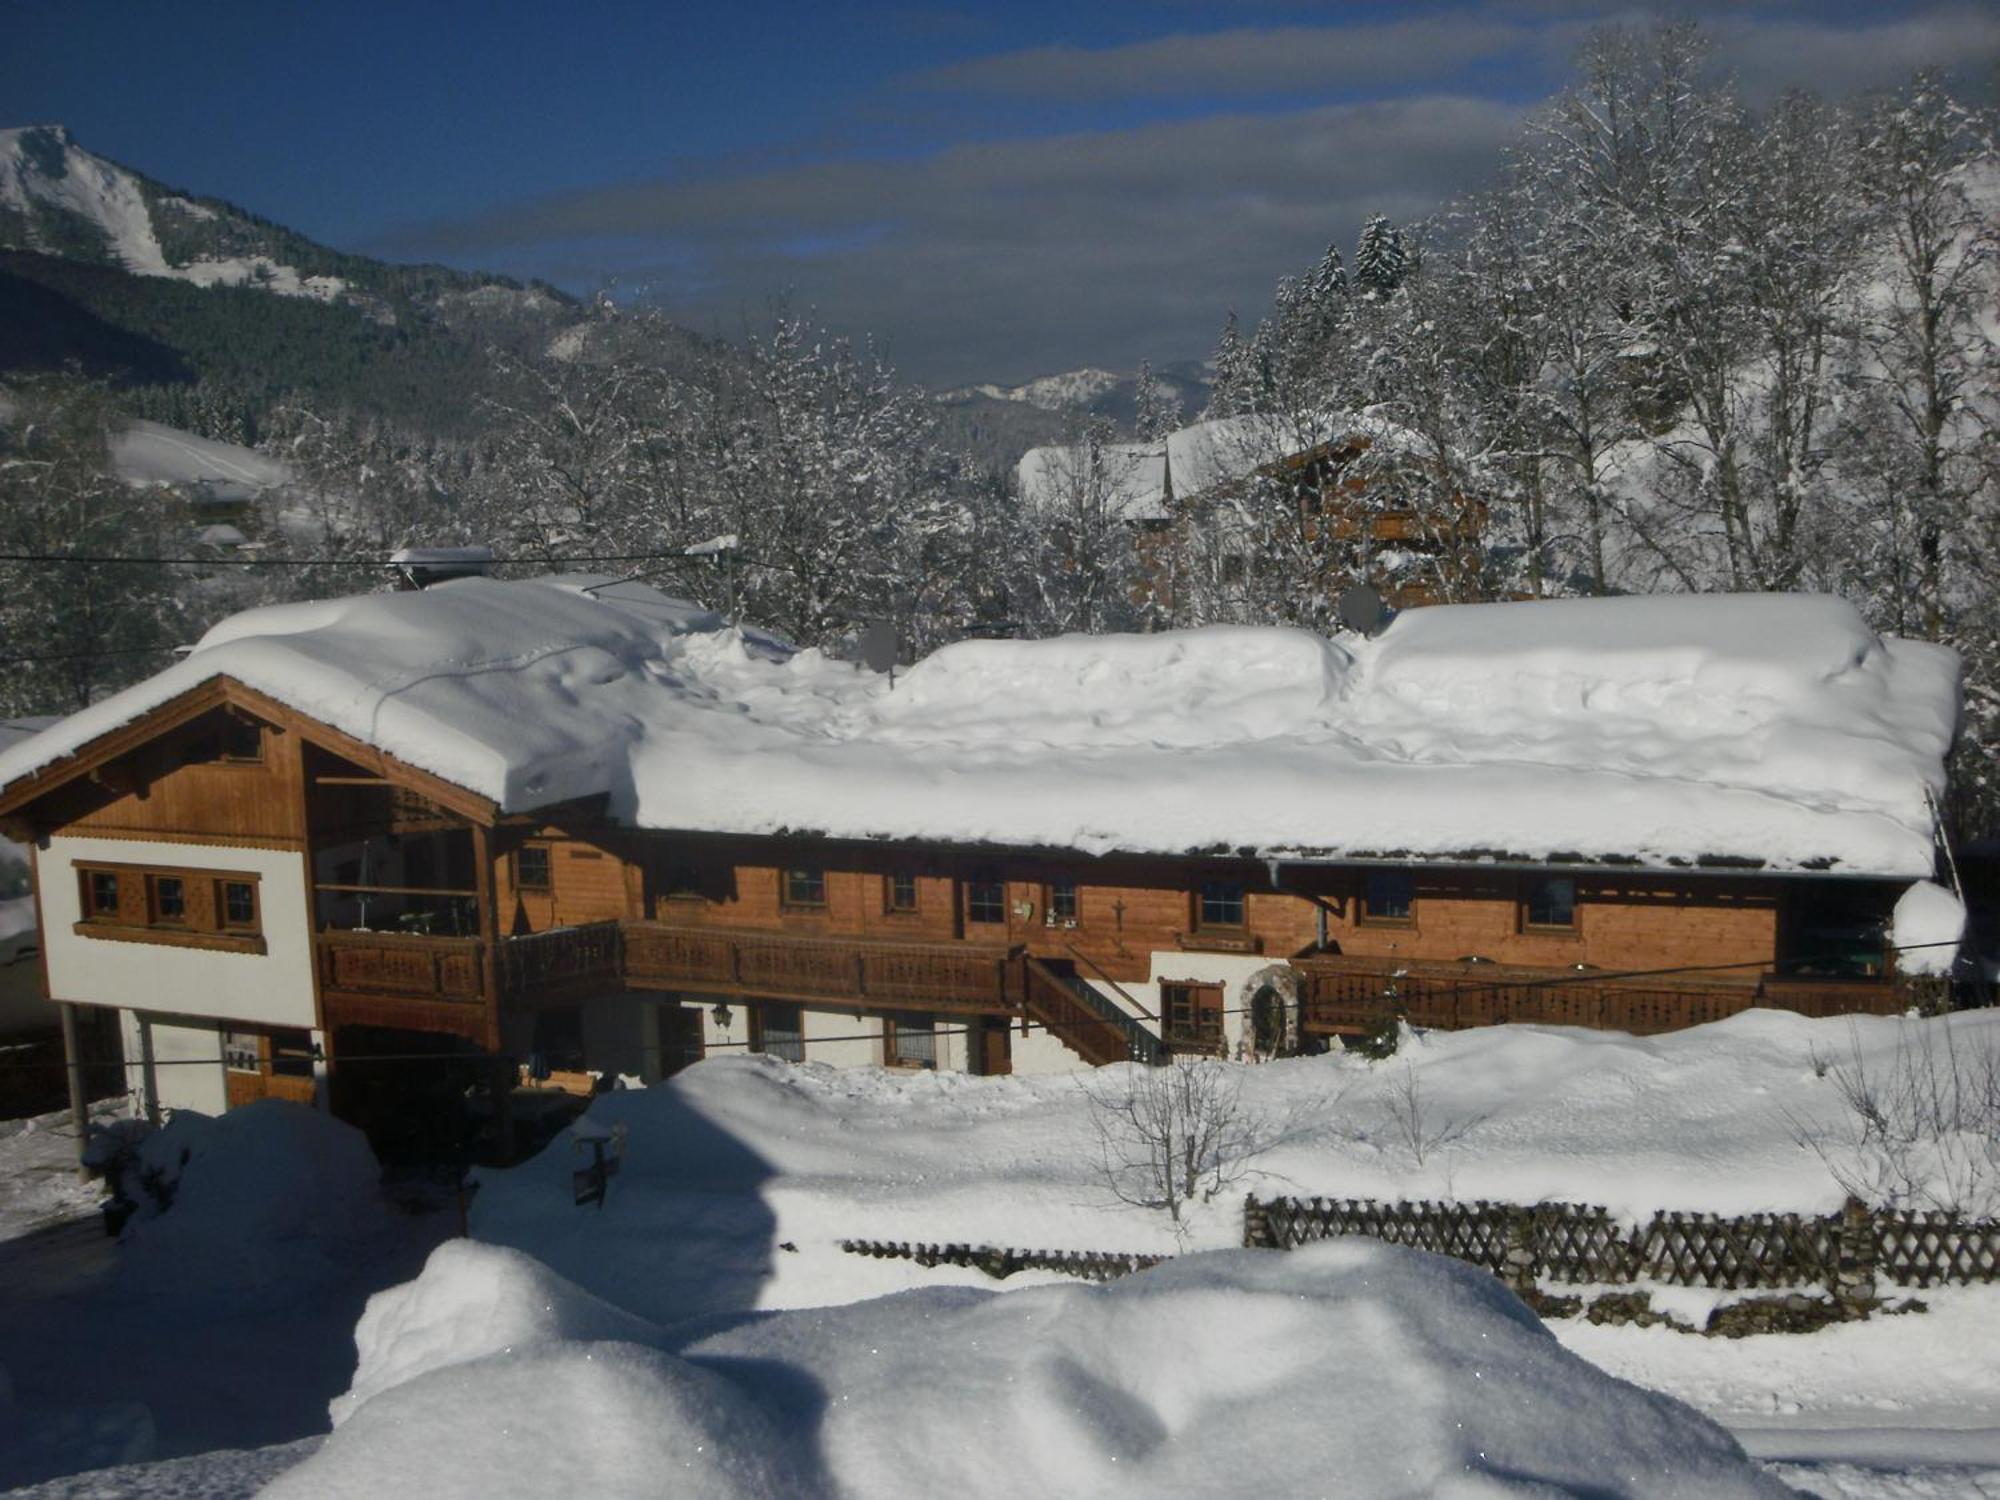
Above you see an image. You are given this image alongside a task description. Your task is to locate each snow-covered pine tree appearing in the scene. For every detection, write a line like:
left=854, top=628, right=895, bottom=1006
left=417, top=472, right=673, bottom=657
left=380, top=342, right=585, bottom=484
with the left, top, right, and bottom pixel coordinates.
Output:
left=1354, top=214, right=1407, bottom=296
left=1133, top=361, right=1183, bottom=443
left=1205, top=312, right=1257, bottom=418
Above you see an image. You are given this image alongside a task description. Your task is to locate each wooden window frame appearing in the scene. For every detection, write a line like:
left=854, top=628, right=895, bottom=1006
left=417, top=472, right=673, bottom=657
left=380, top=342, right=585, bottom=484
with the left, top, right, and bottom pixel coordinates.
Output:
left=1195, top=878, right=1247, bottom=931
left=782, top=867, right=828, bottom=910
left=1357, top=869, right=1416, bottom=928
left=220, top=879, right=260, bottom=932
left=73, top=860, right=266, bottom=955
left=1520, top=874, right=1580, bottom=935
left=514, top=843, right=554, bottom=894
left=1160, top=980, right=1225, bottom=1055
left=148, top=873, right=189, bottom=927
left=1045, top=879, right=1079, bottom=928
left=751, top=1001, right=806, bottom=1063
left=883, top=1012, right=937, bottom=1070
left=885, top=872, right=920, bottom=916
left=964, top=876, right=1006, bottom=926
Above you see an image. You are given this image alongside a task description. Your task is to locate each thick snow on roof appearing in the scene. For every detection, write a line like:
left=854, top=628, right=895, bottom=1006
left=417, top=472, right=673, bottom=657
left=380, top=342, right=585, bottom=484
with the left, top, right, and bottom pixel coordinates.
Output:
left=0, top=582, right=1958, bottom=875
left=1019, top=410, right=1435, bottom=521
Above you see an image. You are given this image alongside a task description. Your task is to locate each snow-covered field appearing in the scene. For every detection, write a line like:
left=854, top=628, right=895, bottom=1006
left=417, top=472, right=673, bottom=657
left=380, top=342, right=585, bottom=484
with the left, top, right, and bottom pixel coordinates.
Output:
left=5, top=1009, right=1999, bottom=1495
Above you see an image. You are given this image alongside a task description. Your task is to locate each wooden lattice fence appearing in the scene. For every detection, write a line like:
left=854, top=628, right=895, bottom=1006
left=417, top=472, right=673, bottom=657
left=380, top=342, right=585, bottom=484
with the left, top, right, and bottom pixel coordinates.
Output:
left=839, top=1238, right=1165, bottom=1283
left=1247, top=1194, right=2000, bottom=1301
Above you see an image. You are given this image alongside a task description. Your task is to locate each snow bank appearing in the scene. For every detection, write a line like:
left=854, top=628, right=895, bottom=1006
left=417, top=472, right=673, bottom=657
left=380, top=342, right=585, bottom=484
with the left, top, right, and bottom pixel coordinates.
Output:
left=288, top=1236, right=1782, bottom=1499
left=113, top=1100, right=390, bottom=1300
left=0, top=581, right=1958, bottom=874
left=1891, top=880, right=1965, bottom=977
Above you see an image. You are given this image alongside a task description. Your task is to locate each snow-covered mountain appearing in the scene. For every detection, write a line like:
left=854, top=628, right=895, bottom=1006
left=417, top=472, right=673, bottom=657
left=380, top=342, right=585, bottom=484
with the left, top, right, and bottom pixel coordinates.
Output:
left=0, top=124, right=354, bottom=303
left=942, top=367, right=1125, bottom=410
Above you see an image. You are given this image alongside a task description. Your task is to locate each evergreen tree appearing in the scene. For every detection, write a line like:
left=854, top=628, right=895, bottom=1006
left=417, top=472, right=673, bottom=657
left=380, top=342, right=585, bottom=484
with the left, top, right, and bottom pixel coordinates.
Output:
left=1354, top=214, right=1408, bottom=296
left=1132, top=360, right=1183, bottom=443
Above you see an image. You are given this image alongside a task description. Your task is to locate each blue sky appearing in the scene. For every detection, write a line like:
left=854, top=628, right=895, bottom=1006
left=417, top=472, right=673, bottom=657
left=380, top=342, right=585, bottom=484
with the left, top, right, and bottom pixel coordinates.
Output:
left=7, top=1, right=1996, bottom=384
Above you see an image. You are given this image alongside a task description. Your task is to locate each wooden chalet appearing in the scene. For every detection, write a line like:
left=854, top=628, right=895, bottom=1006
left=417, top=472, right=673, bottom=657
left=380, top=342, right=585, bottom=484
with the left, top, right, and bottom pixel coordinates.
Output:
left=0, top=580, right=1955, bottom=1160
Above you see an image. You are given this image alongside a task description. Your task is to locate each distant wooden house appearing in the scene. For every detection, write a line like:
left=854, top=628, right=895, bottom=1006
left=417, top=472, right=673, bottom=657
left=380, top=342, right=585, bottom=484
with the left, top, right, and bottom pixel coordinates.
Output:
left=1018, top=413, right=1486, bottom=616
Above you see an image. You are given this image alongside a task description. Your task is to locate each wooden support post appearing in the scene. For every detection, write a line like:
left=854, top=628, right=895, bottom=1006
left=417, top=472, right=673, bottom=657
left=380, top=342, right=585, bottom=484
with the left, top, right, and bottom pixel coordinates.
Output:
left=58, top=1002, right=90, bottom=1175
left=137, top=1014, right=161, bottom=1127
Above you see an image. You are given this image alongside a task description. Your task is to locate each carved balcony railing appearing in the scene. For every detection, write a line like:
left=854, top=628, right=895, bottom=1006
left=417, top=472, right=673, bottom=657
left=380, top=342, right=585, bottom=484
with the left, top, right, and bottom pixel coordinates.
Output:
left=315, top=929, right=485, bottom=1005
left=1289, top=954, right=1884, bottom=1037
left=498, top=920, right=623, bottom=1001
left=622, top=922, right=1015, bottom=1013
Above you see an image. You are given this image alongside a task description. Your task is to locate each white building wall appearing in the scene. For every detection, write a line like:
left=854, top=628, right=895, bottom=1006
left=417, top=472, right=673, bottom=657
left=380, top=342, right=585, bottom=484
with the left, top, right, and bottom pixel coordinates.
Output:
left=122, top=1010, right=228, bottom=1116
left=42, top=836, right=315, bottom=1030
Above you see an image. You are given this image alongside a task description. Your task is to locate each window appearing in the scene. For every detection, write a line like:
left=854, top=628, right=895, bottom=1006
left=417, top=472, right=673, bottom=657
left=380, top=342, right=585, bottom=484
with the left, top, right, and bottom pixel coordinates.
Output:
left=222, top=1031, right=261, bottom=1073
left=86, top=870, right=120, bottom=918
left=887, top=1013, right=937, bottom=1069
left=784, top=868, right=827, bottom=907
left=149, top=875, right=186, bottom=925
left=966, top=878, right=1006, bottom=925
left=1047, top=879, right=1079, bottom=925
left=73, top=862, right=264, bottom=953
left=269, top=1029, right=315, bottom=1078
left=220, top=718, right=264, bottom=763
left=754, top=1002, right=805, bottom=1063
left=516, top=844, right=553, bottom=893
left=1198, top=879, right=1246, bottom=928
left=1161, top=982, right=1224, bottom=1054
left=887, top=873, right=919, bottom=914
left=1360, top=870, right=1415, bottom=925
left=222, top=881, right=258, bottom=929
left=1523, top=875, right=1577, bottom=931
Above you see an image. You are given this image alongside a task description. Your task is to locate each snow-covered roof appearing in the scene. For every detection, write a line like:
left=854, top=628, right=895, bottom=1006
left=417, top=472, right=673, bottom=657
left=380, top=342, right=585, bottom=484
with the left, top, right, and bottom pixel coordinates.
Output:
left=0, top=582, right=1959, bottom=876
left=1018, top=411, right=1433, bottom=521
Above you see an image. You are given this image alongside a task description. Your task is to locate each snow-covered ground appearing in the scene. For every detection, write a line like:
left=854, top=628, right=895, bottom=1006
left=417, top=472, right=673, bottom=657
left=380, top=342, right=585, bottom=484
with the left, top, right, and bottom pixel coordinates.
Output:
left=6, top=1010, right=1999, bottom=1495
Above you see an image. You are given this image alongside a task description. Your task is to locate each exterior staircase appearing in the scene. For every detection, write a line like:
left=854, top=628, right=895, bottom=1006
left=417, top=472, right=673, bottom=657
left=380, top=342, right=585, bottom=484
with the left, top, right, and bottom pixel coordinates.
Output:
left=1021, top=957, right=1165, bottom=1067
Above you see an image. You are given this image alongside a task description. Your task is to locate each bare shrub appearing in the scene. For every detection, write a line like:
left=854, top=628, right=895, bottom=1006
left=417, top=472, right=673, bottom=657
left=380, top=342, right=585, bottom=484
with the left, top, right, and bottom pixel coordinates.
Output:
left=1377, top=1060, right=1484, bottom=1168
left=1083, top=1058, right=1302, bottom=1236
left=1790, top=1020, right=2000, bottom=1216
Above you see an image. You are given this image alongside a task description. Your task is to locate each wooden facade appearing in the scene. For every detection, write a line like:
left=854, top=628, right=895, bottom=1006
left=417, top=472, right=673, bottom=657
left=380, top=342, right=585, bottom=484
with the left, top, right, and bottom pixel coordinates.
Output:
left=0, top=674, right=1923, bottom=1143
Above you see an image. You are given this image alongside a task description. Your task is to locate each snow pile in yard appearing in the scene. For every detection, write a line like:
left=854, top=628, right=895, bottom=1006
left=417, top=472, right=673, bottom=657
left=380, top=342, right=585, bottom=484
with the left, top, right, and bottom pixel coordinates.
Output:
left=1890, top=880, right=1965, bottom=977
left=0, top=580, right=1957, bottom=873
left=279, top=1236, right=1783, bottom=1500
left=114, top=1100, right=390, bottom=1301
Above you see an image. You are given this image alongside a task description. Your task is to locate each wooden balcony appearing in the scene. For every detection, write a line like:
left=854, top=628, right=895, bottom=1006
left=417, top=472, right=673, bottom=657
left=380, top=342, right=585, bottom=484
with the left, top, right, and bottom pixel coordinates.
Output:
left=1290, top=954, right=1894, bottom=1037
left=315, top=928, right=489, bottom=1042
left=498, top=921, right=623, bottom=1003
left=622, top=921, right=1016, bottom=1014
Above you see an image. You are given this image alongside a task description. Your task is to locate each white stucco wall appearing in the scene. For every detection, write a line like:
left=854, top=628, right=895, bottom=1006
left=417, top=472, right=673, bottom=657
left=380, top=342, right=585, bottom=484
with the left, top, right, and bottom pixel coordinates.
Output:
left=122, top=1010, right=228, bottom=1116
left=42, top=836, right=315, bottom=1030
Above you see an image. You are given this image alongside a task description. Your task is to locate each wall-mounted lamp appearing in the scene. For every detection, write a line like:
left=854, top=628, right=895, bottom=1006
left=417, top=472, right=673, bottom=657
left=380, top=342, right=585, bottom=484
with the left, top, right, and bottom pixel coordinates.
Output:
left=710, top=1002, right=733, bottom=1030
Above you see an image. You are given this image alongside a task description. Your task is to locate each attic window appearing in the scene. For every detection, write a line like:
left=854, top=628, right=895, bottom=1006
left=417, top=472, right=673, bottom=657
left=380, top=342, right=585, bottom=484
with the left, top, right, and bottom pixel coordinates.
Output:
left=1359, top=870, right=1415, bottom=926
left=1523, top=876, right=1577, bottom=931
left=784, top=868, right=827, bottom=908
left=515, top=845, right=553, bottom=893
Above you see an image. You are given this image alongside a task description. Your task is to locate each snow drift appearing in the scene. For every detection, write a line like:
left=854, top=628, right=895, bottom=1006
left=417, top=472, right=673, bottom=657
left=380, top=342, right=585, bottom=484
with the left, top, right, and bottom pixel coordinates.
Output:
left=281, top=1237, right=1786, bottom=1500
left=0, top=579, right=1958, bottom=874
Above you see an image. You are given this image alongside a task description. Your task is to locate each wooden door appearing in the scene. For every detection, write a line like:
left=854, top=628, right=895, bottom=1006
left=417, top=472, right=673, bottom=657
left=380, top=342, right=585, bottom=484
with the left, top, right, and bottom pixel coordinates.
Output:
left=660, top=1005, right=705, bottom=1078
left=976, top=1017, right=1012, bottom=1077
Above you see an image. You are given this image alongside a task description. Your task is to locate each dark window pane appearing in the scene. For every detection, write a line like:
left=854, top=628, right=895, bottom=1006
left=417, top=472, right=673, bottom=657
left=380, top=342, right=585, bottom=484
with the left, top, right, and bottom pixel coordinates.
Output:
left=889, top=873, right=918, bottom=912
left=221, top=720, right=263, bottom=761
left=1364, top=871, right=1413, bottom=922
left=270, top=1029, right=315, bottom=1077
left=223, top=881, right=257, bottom=927
left=1200, top=880, right=1245, bottom=927
left=785, top=869, right=826, bottom=906
left=890, top=1014, right=936, bottom=1067
left=966, top=879, right=1005, bottom=924
left=152, top=876, right=185, bottom=923
left=1049, top=880, right=1078, bottom=922
left=1526, top=877, right=1576, bottom=929
left=759, top=1003, right=805, bottom=1063
left=517, top=846, right=552, bottom=891
left=89, top=871, right=119, bottom=915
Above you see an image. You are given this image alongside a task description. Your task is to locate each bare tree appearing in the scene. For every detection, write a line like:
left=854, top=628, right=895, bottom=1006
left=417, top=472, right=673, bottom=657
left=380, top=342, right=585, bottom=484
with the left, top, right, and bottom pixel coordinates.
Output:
left=1083, top=1057, right=1291, bottom=1238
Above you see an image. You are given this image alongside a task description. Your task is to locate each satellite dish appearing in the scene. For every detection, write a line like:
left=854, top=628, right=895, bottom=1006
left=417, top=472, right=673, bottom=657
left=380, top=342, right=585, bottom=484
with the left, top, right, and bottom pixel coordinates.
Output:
left=1337, top=583, right=1387, bottom=637
left=858, top=620, right=899, bottom=674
